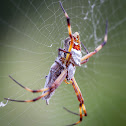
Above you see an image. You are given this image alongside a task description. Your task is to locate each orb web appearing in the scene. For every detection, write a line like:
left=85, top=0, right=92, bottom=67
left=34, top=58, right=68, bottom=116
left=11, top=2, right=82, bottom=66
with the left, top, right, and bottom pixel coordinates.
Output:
left=0, top=0, right=126, bottom=126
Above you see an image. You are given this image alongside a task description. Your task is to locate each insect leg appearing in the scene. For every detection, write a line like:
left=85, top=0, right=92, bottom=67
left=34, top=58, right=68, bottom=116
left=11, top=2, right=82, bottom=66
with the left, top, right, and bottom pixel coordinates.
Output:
left=58, top=48, right=72, bottom=56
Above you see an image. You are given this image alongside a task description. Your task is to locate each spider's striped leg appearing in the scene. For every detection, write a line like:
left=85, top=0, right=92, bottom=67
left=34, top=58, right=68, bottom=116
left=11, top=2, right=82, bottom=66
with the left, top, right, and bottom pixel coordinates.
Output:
left=66, top=77, right=87, bottom=126
left=67, top=103, right=83, bottom=126
left=4, top=69, right=67, bottom=103
left=59, top=1, right=74, bottom=62
left=64, top=78, right=72, bottom=84
left=81, top=20, right=108, bottom=63
left=9, top=75, right=49, bottom=93
left=63, top=106, right=86, bottom=117
left=72, top=77, right=87, bottom=116
left=63, top=107, right=80, bottom=116
left=4, top=92, right=49, bottom=102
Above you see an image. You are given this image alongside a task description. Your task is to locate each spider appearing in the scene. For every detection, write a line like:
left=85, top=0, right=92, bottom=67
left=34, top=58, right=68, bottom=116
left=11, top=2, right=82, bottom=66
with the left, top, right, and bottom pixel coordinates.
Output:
left=4, top=2, right=108, bottom=126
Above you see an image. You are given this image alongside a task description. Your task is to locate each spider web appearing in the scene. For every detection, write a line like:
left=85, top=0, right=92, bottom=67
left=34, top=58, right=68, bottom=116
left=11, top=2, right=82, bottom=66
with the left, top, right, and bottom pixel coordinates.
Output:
left=0, top=0, right=126, bottom=126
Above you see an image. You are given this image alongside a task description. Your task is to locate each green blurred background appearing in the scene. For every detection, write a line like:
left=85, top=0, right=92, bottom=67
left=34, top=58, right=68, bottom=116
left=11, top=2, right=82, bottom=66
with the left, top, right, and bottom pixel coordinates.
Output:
left=0, top=0, right=126, bottom=126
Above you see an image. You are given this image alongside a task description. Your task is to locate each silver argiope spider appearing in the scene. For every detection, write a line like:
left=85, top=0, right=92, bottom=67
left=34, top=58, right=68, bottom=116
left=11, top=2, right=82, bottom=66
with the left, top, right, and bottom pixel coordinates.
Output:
left=4, top=2, right=108, bottom=126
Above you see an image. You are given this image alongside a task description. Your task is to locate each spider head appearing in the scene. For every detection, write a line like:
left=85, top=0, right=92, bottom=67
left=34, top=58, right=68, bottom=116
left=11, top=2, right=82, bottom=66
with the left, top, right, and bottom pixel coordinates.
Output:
left=73, top=32, right=80, bottom=44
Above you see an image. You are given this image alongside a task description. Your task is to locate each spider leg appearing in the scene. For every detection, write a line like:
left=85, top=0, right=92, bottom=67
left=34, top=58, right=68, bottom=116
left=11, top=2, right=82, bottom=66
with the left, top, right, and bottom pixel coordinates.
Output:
left=66, top=77, right=87, bottom=126
left=72, top=77, right=87, bottom=116
left=64, top=78, right=72, bottom=84
left=63, top=107, right=80, bottom=116
left=9, top=75, right=49, bottom=93
left=81, top=20, right=108, bottom=63
left=4, top=92, right=49, bottom=102
left=4, top=69, right=67, bottom=102
left=59, top=1, right=74, bottom=62
left=66, top=103, right=83, bottom=126
left=63, top=107, right=86, bottom=117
